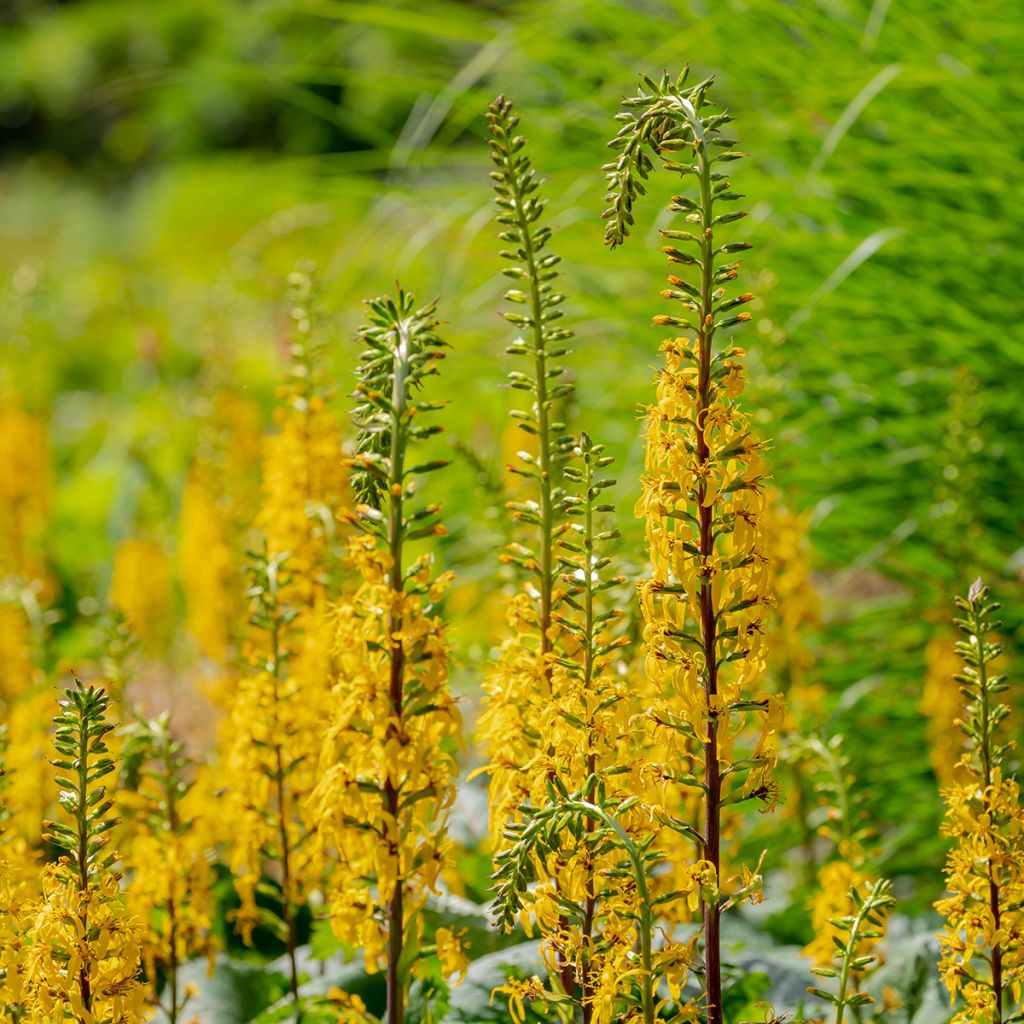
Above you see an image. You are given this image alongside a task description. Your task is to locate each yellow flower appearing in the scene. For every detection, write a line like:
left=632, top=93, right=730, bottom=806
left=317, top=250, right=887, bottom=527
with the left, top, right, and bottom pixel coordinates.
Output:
left=21, top=682, right=144, bottom=1023
left=920, top=624, right=978, bottom=788
left=492, top=975, right=547, bottom=1024
left=434, top=927, right=469, bottom=985
left=0, top=596, right=39, bottom=709
left=804, top=860, right=875, bottom=968
left=23, top=868, right=146, bottom=1024
left=121, top=717, right=218, bottom=1013
left=256, top=272, right=347, bottom=612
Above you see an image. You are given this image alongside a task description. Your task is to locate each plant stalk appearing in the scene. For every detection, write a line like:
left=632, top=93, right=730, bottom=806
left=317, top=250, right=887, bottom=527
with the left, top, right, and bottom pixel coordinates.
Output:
left=972, top=601, right=1004, bottom=1022
left=687, top=95, right=724, bottom=1024
left=384, top=319, right=411, bottom=1024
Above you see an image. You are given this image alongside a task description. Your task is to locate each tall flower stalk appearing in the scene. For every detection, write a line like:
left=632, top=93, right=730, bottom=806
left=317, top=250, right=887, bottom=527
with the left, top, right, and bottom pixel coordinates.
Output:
left=224, top=549, right=316, bottom=1019
left=311, top=290, right=463, bottom=1024
left=122, top=713, right=217, bottom=1024
left=478, top=93, right=576, bottom=844
left=605, top=69, right=780, bottom=1024
left=491, top=435, right=686, bottom=1024
left=258, top=266, right=347, bottom=609
left=24, top=680, right=144, bottom=1023
left=936, top=580, right=1024, bottom=1022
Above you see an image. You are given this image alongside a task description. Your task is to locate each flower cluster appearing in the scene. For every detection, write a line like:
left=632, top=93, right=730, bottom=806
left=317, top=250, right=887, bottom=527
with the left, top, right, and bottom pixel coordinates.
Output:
left=936, top=580, right=1024, bottom=1021
left=478, top=94, right=578, bottom=847
left=122, top=713, right=217, bottom=1022
left=0, top=399, right=50, bottom=584
left=257, top=267, right=347, bottom=609
left=178, top=387, right=262, bottom=665
left=221, top=548, right=325, bottom=1018
left=0, top=726, right=32, bottom=1016
left=491, top=437, right=664, bottom=1023
left=604, top=69, right=781, bottom=1023
left=311, top=290, right=462, bottom=1024
left=21, top=681, right=145, bottom=1024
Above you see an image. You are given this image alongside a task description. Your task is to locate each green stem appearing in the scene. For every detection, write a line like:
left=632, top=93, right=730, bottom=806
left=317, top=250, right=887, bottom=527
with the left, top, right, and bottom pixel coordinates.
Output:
left=579, top=448, right=598, bottom=1024
left=834, top=885, right=878, bottom=1024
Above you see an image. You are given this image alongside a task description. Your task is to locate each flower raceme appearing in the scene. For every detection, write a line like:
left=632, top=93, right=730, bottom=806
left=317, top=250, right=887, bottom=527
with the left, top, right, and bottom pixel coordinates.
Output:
left=478, top=94, right=578, bottom=851
left=311, top=290, right=463, bottom=1024
left=178, top=386, right=262, bottom=666
left=22, top=680, right=145, bottom=1024
left=258, top=266, right=348, bottom=610
left=121, top=713, right=217, bottom=1024
left=219, top=272, right=350, bottom=1017
left=936, top=581, right=1024, bottom=1022
left=222, top=548, right=322, bottom=1016
left=604, top=68, right=781, bottom=1024
left=491, top=436, right=671, bottom=1024
left=0, top=725, right=33, bottom=1016
left=478, top=97, right=676, bottom=1022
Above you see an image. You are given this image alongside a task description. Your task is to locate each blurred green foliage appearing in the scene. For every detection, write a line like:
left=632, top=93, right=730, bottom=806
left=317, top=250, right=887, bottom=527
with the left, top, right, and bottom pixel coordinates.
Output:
left=1, top=0, right=1022, bottom=911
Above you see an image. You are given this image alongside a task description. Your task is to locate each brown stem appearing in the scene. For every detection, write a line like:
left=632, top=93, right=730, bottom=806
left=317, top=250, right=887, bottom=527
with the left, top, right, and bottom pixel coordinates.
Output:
left=694, top=117, right=723, bottom=1024
left=975, top=613, right=1003, bottom=1022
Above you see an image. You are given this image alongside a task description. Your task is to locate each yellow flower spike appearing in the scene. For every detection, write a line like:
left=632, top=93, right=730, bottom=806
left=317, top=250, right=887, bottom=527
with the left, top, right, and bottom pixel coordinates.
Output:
left=935, top=580, right=1024, bottom=1022
left=605, top=70, right=779, bottom=1024
left=21, top=681, right=144, bottom=1024
left=313, top=290, right=460, bottom=1024
left=121, top=714, right=218, bottom=1023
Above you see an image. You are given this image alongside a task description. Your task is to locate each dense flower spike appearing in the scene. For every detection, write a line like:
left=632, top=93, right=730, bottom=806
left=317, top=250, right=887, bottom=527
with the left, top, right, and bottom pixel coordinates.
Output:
left=122, top=713, right=217, bottom=1024
left=179, top=387, right=263, bottom=665
left=222, top=548, right=321, bottom=1017
left=478, top=94, right=577, bottom=847
left=491, top=436, right=681, bottom=1024
left=258, top=267, right=347, bottom=608
left=922, top=627, right=967, bottom=787
left=764, top=493, right=822, bottom=717
left=605, top=68, right=780, bottom=1024
left=22, top=680, right=144, bottom=1024
left=936, top=581, right=1024, bottom=1022
left=312, top=289, right=462, bottom=1024
left=0, top=399, right=52, bottom=707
